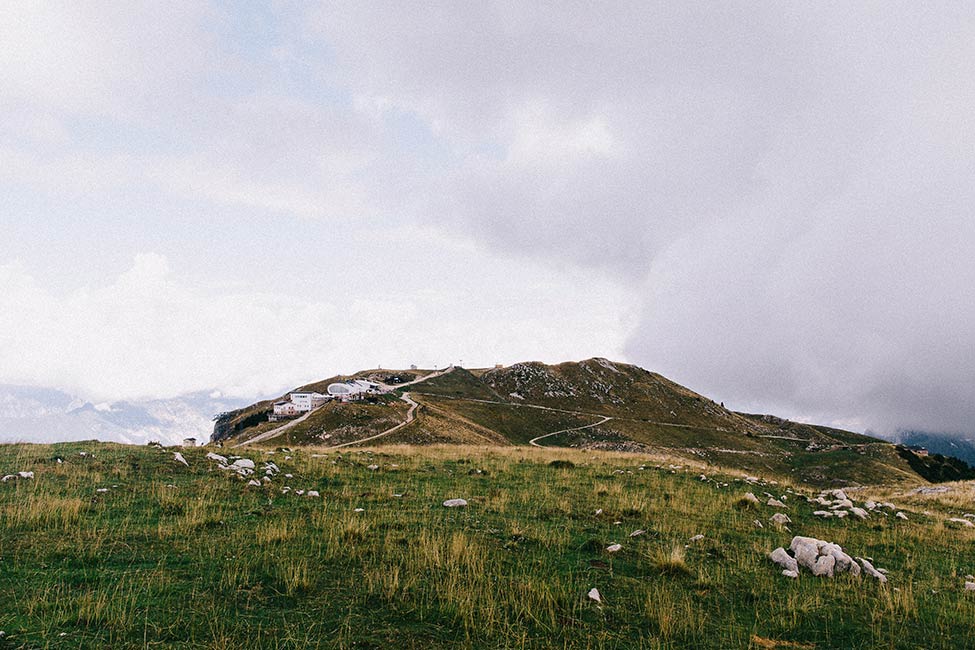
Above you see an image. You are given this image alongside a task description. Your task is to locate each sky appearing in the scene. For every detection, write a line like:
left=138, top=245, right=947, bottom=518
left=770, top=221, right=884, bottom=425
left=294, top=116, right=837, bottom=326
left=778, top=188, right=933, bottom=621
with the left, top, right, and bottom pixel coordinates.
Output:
left=2, top=2, right=974, bottom=438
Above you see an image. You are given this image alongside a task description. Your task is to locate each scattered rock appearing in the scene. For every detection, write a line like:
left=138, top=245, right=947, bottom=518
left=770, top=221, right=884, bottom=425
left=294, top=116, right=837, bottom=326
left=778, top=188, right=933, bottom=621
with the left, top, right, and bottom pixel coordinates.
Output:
left=850, top=507, right=869, bottom=520
left=247, top=479, right=261, bottom=486
left=947, top=518, right=975, bottom=528
left=629, top=529, right=646, bottom=537
left=307, top=490, right=320, bottom=497
left=1, top=475, right=15, bottom=482
left=443, top=498, right=468, bottom=508
left=965, top=581, right=975, bottom=591
left=770, top=513, right=791, bottom=526
left=813, top=510, right=833, bottom=518
left=782, top=570, right=799, bottom=579
left=587, top=587, right=602, bottom=603
left=689, top=534, right=705, bottom=542
left=753, top=520, right=764, bottom=529
left=895, top=512, right=908, bottom=520
left=232, top=459, right=255, bottom=470
left=767, top=498, right=787, bottom=508
left=206, top=452, right=228, bottom=464
left=606, top=544, right=622, bottom=553
left=96, top=488, right=109, bottom=493
left=353, top=507, right=365, bottom=513
left=367, top=464, right=379, bottom=471
left=769, top=547, right=798, bottom=573
left=594, top=508, right=603, bottom=516
left=173, top=453, right=188, bottom=467
left=856, top=557, right=888, bottom=583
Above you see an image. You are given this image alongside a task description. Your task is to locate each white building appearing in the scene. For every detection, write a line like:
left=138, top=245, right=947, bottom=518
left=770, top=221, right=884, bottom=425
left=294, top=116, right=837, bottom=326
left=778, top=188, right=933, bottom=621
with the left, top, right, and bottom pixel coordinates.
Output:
left=289, top=392, right=329, bottom=411
left=326, top=380, right=381, bottom=400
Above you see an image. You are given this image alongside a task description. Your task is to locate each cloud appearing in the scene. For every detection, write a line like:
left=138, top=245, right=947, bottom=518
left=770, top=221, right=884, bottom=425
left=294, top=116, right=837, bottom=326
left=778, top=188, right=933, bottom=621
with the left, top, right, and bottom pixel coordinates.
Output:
left=306, top=3, right=975, bottom=435
left=0, top=247, right=635, bottom=401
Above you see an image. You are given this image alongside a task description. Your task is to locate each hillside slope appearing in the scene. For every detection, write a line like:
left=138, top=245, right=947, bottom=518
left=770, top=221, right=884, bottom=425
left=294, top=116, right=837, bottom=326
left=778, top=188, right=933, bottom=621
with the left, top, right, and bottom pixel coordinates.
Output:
left=214, top=359, right=960, bottom=486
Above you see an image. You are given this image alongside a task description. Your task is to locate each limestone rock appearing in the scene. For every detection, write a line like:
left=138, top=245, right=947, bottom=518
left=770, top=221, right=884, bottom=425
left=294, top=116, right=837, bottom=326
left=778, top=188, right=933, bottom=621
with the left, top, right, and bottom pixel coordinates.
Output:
left=206, top=452, right=228, bottom=465
left=850, top=507, right=869, bottom=520
left=587, top=587, right=602, bottom=603
left=770, top=513, right=791, bottom=526
left=443, top=498, right=468, bottom=508
left=606, top=544, right=622, bottom=553
left=173, top=452, right=189, bottom=467
left=767, top=498, right=787, bottom=508
left=895, top=512, right=908, bottom=520
left=769, top=547, right=798, bottom=573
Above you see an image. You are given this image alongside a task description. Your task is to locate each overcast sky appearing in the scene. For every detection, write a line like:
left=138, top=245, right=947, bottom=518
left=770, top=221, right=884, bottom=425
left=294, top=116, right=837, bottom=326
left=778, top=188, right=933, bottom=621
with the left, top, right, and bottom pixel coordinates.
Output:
left=2, top=2, right=973, bottom=437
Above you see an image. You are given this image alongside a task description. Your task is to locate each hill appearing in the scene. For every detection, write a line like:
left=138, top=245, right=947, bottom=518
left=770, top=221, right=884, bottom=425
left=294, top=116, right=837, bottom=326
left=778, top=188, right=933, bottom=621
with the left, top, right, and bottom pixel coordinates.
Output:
left=2, top=441, right=975, bottom=649
left=212, top=359, right=966, bottom=487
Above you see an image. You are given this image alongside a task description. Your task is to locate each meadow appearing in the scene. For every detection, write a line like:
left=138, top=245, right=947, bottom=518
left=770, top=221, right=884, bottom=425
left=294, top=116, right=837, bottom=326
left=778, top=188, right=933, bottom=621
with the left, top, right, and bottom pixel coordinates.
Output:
left=1, top=442, right=974, bottom=649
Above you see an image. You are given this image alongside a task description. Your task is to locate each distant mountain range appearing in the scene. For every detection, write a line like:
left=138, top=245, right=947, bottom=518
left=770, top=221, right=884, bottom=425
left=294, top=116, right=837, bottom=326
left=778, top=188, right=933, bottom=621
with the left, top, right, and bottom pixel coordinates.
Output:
left=896, top=431, right=975, bottom=467
left=0, top=384, right=251, bottom=446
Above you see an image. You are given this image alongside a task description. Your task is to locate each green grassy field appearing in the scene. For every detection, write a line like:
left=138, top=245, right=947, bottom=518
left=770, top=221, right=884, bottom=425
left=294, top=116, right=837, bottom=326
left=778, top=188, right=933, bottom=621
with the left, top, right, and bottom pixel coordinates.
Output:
left=2, top=442, right=974, bottom=649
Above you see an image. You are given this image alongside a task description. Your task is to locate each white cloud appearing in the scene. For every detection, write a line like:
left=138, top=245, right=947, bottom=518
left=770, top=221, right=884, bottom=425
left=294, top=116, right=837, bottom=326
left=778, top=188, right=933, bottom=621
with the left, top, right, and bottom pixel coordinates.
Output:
left=0, top=247, right=636, bottom=401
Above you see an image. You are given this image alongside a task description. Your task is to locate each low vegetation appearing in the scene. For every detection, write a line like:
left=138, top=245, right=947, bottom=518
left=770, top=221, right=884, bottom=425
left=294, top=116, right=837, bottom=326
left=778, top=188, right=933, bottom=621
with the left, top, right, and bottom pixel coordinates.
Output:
left=2, top=441, right=975, bottom=649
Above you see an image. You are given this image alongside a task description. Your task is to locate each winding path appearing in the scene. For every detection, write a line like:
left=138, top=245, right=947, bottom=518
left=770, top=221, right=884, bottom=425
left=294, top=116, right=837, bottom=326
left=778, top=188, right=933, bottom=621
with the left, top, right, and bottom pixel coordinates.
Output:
left=529, top=415, right=614, bottom=447
left=235, top=366, right=453, bottom=449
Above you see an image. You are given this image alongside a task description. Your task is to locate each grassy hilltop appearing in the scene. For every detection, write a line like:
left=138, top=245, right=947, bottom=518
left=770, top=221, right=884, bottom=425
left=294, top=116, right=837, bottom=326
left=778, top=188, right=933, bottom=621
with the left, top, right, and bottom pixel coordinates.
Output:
left=213, top=359, right=971, bottom=487
left=3, top=441, right=975, bottom=649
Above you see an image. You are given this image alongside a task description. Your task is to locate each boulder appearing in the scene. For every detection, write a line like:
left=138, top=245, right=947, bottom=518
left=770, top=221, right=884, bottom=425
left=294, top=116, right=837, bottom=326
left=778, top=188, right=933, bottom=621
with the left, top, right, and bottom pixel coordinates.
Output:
left=782, top=570, right=799, bottom=579
left=173, top=452, right=189, bottom=467
left=742, top=492, right=761, bottom=505
left=812, top=554, right=836, bottom=578
left=206, top=452, right=228, bottom=465
left=770, top=513, right=791, bottom=526
left=232, top=459, right=255, bottom=470
left=769, top=547, right=798, bottom=573
left=850, top=507, right=869, bottom=520
left=767, top=498, right=787, bottom=508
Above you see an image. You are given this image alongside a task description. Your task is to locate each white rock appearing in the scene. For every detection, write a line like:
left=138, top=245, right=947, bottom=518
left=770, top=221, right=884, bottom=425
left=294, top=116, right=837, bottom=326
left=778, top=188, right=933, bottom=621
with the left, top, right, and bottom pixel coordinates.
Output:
left=864, top=500, right=877, bottom=510
left=767, top=498, right=787, bottom=508
left=232, top=458, right=255, bottom=470
left=173, top=453, right=189, bottom=467
left=307, top=490, right=320, bottom=497
left=857, top=557, right=888, bottom=583
left=965, top=581, right=975, bottom=591
left=895, top=512, right=908, bottom=520
left=443, top=498, right=468, bottom=508
left=296, top=490, right=305, bottom=496
left=850, top=507, right=869, bottom=520
left=606, top=544, right=622, bottom=553
left=790, top=536, right=822, bottom=573
left=948, top=518, right=975, bottom=528
left=689, top=534, right=704, bottom=542
left=17, top=471, right=34, bottom=479
left=629, top=529, right=646, bottom=537
left=367, top=464, right=379, bottom=471
left=813, top=510, right=833, bottom=518
left=782, top=570, right=799, bottom=579
left=247, top=479, right=261, bottom=486
left=206, top=452, right=228, bottom=464
left=770, top=513, right=791, bottom=526
left=753, top=520, right=764, bottom=529
left=353, top=507, right=365, bottom=512
left=285, top=473, right=293, bottom=478
left=1, top=475, right=15, bottom=482
left=594, top=508, right=603, bottom=516
left=812, top=554, right=836, bottom=578
left=96, top=488, right=108, bottom=493
left=742, top=492, right=760, bottom=505
left=587, top=587, right=602, bottom=603
left=770, top=547, right=798, bottom=573
left=831, top=499, right=855, bottom=510
left=834, top=511, right=848, bottom=518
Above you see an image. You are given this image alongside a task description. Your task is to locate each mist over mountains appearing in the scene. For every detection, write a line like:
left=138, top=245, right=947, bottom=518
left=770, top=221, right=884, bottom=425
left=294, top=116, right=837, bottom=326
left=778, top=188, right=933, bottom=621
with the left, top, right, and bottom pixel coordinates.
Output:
left=0, top=384, right=250, bottom=445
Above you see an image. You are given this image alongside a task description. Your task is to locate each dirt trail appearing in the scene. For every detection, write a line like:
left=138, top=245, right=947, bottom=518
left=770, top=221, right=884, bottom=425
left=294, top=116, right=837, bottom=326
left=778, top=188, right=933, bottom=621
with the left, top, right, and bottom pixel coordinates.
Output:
left=529, top=415, right=613, bottom=447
